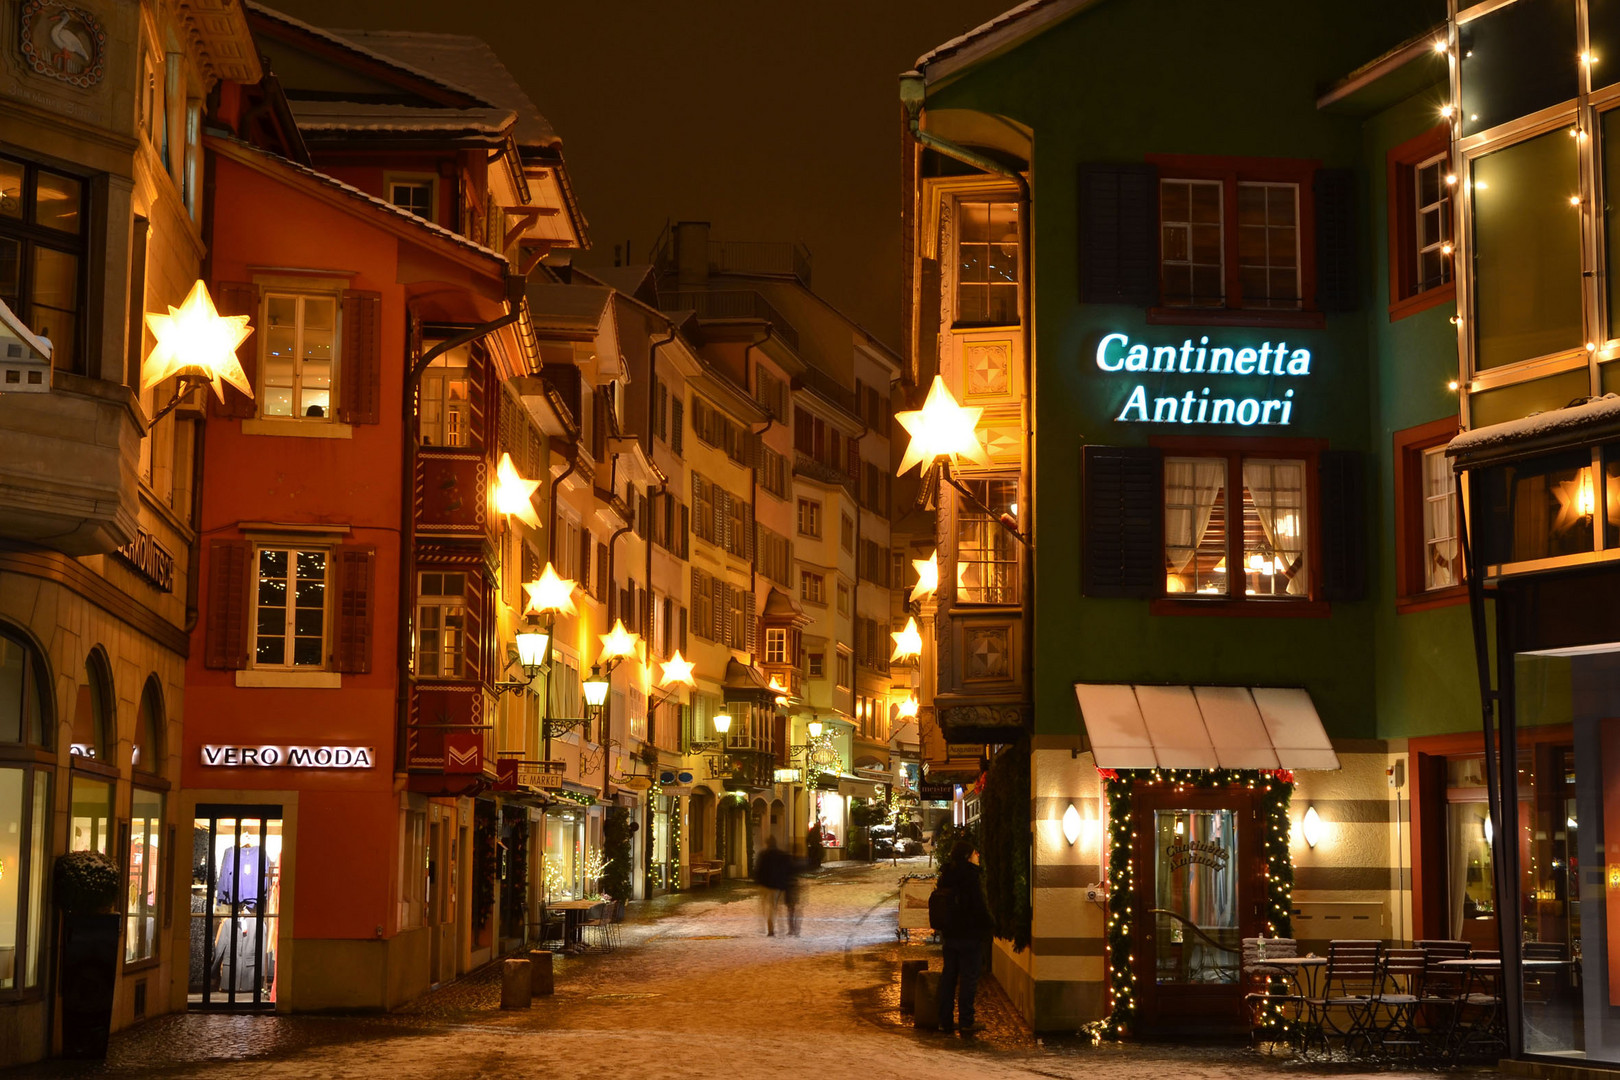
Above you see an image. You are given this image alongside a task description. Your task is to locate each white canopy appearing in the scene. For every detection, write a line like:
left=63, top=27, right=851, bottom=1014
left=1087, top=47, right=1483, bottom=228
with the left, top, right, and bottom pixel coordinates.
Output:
left=1073, top=684, right=1340, bottom=771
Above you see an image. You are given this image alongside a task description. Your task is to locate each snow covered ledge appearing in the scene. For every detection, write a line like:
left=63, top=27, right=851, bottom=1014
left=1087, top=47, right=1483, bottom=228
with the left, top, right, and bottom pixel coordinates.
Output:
left=1448, top=393, right=1620, bottom=468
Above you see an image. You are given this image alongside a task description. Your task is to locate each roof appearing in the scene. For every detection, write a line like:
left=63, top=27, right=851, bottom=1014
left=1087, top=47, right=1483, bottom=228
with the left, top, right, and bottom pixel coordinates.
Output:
left=206, top=134, right=508, bottom=268
left=332, top=29, right=559, bottom=149
left=912, top=0, right=1092, bottom=79
left=0, top=296, right=51, bottom=360
left=581, top=265, right=658, bottom=303
left=1448, top=394, right=1620, bottom=468
left=245, top=2, right=486, bottom=105
left=524, top=282, right=613, bottom=331
left=288, top=100, right=516, bottom=135
left=1074, top=683, right=1340, bottom=771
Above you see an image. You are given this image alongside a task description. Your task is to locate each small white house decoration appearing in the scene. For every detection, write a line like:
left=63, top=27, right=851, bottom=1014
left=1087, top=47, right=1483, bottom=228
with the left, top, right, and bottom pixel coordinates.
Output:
left=0, top=297, right=53, bottom=394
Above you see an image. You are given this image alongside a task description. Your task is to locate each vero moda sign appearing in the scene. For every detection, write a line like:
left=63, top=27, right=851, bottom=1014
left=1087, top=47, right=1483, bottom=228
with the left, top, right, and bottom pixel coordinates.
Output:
left=201, top=744, right=377, bottom=768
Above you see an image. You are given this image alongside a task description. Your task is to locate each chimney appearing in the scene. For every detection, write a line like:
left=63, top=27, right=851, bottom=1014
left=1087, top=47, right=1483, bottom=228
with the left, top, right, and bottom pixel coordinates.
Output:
left=674, top=221, right=710, bottom=288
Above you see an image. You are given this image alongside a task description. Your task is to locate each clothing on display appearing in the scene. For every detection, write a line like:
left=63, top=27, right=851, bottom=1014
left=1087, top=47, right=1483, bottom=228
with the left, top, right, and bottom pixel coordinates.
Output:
left=217, top=844, right=266, bottom=907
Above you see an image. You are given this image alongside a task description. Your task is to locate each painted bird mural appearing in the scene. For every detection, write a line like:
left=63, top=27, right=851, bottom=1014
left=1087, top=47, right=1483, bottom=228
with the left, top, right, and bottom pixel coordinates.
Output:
left=50, top=11, right=90, bottom=73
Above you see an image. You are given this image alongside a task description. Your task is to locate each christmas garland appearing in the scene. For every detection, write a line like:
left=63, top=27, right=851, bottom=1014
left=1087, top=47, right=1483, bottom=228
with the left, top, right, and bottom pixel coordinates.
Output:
left=1090, top=767, right=1294, bottom=1040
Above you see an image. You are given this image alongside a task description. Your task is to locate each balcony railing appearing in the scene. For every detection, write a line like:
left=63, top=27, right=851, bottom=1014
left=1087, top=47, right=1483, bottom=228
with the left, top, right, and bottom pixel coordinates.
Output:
left=654, top=234, right=812, bottom=287
left=656, top=290, right=800, bottom=352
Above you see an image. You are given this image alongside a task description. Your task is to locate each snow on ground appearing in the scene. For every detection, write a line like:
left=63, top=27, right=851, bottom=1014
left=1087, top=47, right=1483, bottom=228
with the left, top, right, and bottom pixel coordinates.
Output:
left=15, top=860, right=1498, bottom=1080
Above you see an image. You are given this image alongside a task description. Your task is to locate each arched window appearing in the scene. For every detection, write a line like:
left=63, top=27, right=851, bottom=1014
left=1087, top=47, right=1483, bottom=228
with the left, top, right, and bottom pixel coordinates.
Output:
left=71, top=649, right=112, bottom=761
left=0, top=626, right=50, bottom=748
left=133, top=677, right=163, bottom=774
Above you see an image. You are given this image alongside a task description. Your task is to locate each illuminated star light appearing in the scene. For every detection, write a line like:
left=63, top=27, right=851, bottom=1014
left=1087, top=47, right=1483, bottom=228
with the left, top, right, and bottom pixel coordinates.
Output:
left=894, top=375, right=990, bottom=476
left=523, top=564, right=577, bottom=617
left=141, top=280, right=254, bottom=401
left=895, top=695, right=920, bottom=719
left=891, top=617, right=923, bottom=664
left=494, top=453, right=542, bottom=529
left=599, top=619, right=642, bottom=663
left=911, top=551, right=939, bottom=602
left=659, top=650, right=696, bottom=688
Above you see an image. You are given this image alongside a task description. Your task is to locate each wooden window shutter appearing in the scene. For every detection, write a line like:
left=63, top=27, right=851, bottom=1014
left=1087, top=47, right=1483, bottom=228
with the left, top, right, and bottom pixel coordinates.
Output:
left=596, top=544, right=609, bottom=601
left=671, top=397, right=684, bottom=454
left=743, top=590, right=757, bottom=655
left=579, top=528, right=593, bottom=595
left=655, top=380, right=667, bottom=440
left=1319, top=450, right=1367, bottom=601
left=338, top=290, right=382, bottom=424
left=678, top=502, right=690, bottom=558
left=204, top=539, right=253, bottom=669
left=1077, top=163, right=1159, bottom=306
left=333, top=544, right=375, bottom=673
left=712, top=575, right=727, bottom=645
left=1314, top=168, right=1358, bottom=312
left=211, top=282, right=259, bottom=419
left=639, top=586, right=650, bottom=637
left=678, top=605, right=688, bottom=653
left=1081, top=445, right=1163, bottom=598
left=463, top=573, right=486, bottom=685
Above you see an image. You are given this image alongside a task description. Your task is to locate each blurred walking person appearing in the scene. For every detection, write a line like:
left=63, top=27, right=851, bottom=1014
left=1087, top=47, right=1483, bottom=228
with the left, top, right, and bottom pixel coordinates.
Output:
left=753, top=836, right=793, bottom=936
left=931, top=835, right=993, bottom=1035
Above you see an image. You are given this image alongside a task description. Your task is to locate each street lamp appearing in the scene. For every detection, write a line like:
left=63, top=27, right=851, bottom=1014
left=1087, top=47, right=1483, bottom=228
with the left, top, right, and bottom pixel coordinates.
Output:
left=141, top=279, right=254, bottom=423
left=495, top=618, right=550, bottom=696
left=894, top=375, right=1030, bottom=549
left=582, top=665, right=611, bottom=713
left=713, top=713, right=732, bottom=736
left=807, top=720, right=823, bottom=738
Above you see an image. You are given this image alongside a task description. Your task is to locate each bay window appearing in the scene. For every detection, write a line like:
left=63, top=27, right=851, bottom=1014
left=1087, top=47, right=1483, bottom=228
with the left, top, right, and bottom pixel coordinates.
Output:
left=420, top=348, right=471, bottom=447
left=956, top=477, right=1021, bottom=604
left=415, top=572, right=467, bottom=678
left=0, top=154, right=85, bottom=373
left=955, top=198, right=1020, bottom=326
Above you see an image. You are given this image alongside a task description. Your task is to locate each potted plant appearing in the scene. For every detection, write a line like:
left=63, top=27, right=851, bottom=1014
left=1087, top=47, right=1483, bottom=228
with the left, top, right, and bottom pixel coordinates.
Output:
left=54, top=850, right=121, bottom=1059
left=601, top=808, right=635, bottom=921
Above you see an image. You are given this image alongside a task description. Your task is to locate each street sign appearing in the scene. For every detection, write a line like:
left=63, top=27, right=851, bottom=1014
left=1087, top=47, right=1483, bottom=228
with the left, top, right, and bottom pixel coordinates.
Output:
left=518, top=761, right=565, bottom=789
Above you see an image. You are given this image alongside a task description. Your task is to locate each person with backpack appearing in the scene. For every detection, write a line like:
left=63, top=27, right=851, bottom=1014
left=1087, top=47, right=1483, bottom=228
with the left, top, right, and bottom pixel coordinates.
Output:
left=930, top=835, right=993, bottom=1035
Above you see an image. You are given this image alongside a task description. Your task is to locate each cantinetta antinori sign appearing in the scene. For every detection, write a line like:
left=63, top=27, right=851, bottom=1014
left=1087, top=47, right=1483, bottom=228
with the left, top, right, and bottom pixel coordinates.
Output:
left=1094, top=332, right=1313, bottom=426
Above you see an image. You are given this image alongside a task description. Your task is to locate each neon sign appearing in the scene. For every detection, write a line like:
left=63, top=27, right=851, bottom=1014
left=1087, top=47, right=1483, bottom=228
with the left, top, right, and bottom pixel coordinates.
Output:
left=201, top=744, right=376, bottom=768
left=1095, top=333, right=1312, bottom=426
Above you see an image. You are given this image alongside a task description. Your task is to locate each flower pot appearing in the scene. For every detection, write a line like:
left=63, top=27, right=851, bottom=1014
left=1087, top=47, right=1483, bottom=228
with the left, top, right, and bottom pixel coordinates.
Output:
left=59, top=912, right=120, bottom=1059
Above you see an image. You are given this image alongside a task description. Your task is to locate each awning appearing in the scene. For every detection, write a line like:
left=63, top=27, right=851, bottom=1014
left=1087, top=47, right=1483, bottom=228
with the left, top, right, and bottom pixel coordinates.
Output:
left=1073, top=684, right=1340, bottom=771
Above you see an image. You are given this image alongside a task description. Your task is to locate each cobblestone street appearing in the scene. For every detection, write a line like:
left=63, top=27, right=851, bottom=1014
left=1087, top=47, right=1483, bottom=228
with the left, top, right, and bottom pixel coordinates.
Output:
left=8, top=860, right=1502, bottom=1080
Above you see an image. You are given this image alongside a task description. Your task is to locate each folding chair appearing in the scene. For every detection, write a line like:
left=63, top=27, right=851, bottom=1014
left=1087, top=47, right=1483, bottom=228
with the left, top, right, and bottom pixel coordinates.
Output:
left=1303, top=939, right=1382, bottom=1058
left=1415, top=941, right=1470, bottom=1061
left=580, top=901, right=618, bottom=952
left=1365, top=947, right=1426, bottom=1063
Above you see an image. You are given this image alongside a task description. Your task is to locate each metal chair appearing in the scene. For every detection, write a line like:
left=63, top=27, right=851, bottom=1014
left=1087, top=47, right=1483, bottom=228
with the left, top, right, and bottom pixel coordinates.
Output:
left=1414, top=940, right=1471, bottom=1061
left=1303, top=939, right=1382, bottom=1058
left=1364, top=947, right=1426, bottom=1062
left=580, top=901, right=619, bottom=952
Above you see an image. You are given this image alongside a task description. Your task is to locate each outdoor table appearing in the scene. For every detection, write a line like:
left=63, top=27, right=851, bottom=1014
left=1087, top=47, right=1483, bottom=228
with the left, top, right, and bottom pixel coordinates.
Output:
left=547, top=899, right=599, bottom=951
left=1251, top=955, right=1329, bottom=998
left=1430, top=958, right=1573, bottom=1060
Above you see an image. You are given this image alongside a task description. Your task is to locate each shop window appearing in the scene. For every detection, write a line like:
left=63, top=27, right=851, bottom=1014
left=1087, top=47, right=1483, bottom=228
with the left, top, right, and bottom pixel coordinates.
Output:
left=954, top=198, right=1020, bottom=327
left=132, top=677, right=163, bottom=774
left=1162, top=454, right=1309, bottom=600
left=1471, top=127, right=1583, bottom=371
left=544, top=809, right=585, bottom=900
left=415, top=571, right=467, bottom=678
left=71, top=650, right=112, bottom=760
left=70, top=775, right=111, bottom=854
left=0, top=154, right=86, bottom=373
left=1387, top=126, right=1456, bottom=318
left=191, top=807, right=282, bottom=1008
left=386, top=176, right=436, bottom=223
left=125, top=788, right=162, bottom=964
left=1457, top=0, right=1579, bottom=139
left=765, top=628, right=787, bottom=665
left=260, top=292, right=337, bottom=420
left=797, top=498, right=821, bottom=538
left=253, top=548, right=328, bottom=669
left=956, top=476, right=1021, bottom=603
left=800, top=571, right=824, bottom=605
left=0, top=767, right=51, bottom=990
left=0, top=627, right=51, bottom=748
left=419, top=348, right=471, bottom=447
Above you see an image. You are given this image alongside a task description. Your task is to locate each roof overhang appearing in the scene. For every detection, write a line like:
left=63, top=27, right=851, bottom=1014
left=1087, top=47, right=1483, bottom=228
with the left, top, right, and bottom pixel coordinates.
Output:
left=1447, top=394, right=1620, bottom=470
left=1074, top=683, right=1340, bottom=771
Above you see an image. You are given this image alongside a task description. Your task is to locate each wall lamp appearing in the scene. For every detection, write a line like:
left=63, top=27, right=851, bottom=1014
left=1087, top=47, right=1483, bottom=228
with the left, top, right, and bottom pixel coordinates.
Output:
left=1302, top=805, right=1323, bottom=849
left=1062, top=803, right=1082, bottom=847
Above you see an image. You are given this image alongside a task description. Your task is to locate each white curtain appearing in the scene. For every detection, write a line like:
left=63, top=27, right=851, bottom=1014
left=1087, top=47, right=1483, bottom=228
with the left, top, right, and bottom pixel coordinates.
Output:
left=1242, top=460, right=1307, bottom=595
left=1165, top=459, right=1225, bottom=573
left=1447, top=803, right=1479, bottom=938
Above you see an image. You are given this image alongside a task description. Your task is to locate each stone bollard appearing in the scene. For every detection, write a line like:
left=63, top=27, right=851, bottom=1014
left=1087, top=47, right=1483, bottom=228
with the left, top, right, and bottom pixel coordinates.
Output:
left=899, top=960, right=928, bottom=1013
left=913, top=970, right=942, bottom=1029
left=528, top=950, right=554, bottom=996
left=500, top=958, right=532, bottom=1010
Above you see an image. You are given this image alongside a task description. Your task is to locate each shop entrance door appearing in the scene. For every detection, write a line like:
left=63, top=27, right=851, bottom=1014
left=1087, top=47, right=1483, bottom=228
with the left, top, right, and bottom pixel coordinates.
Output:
left=190, top=805, right=282, bottom=1010
left=1132, top=786, right=1260, bottom=1035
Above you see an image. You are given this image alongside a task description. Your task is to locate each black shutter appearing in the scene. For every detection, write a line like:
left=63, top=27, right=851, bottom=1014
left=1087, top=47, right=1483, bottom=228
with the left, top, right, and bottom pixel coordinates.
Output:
left=1081, top=445, right=1163, bottom=598
left=1318, top=450, right=1367, bottom=601
left=1314, top=168, right=1357, bottom=312
left=1078, top=163, right=1159, bottom=306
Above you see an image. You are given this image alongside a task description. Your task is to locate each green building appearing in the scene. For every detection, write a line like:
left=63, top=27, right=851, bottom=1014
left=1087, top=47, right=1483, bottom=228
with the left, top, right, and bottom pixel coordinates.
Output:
left=892, top=0, right=1565, bottom=1043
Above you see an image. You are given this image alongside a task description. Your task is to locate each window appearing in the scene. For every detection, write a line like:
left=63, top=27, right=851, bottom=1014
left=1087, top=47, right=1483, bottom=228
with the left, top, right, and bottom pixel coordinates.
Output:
left=1162, top=455, right=1308, bottom=600
left=1421, top=446, right=1460, bottom=592
left=801, top=571, right=825, bottom=605
left=758, top=446, right=789, bottom=499
left=807, top=652, right=824, bottom=678
left=0, top=155, right=85, bottom=372
left=798, top=499, right=821, bottom=538
left=0, top=766, right=50, bottom=989
left=70, top=775, right=111, bottom=853
left=126, top=788, right=162, bottom=964
left=254, top=548, right=328, bottom=668
left=549, top=652, right=581, bottom=730
left=420, top=348, right=471, bottom=447
left=1160, top=179, right=1224, bottom=308
left=133, top=677, right=162, bottom=774
left=71, top=651, right=112, bottom=761
left=0, top=628, right=50, bottom=748
left=956, top=477, right=1021, bottom=604
left=387, top=176, right=436, bottom=223
left=836, top=651, right=851, bottom=689
left=1412, top=155, right=1453, bottom=295
left=416, top=572, right=467, bottom=678
left=629, top=687, right=647, bottom=741
left=262, top=292, right=336, bottom=419
left=841, top=513, right=854, bottom=553
left=765, top=628, right=788, bottom=665
left=836, top=582, right=849, bottom=616
left=955, top=198, right=1019, bottom=326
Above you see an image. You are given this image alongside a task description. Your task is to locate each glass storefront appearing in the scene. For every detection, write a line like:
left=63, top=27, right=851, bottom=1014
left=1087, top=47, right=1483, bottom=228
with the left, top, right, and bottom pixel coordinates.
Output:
left=0, top=767, right=48, bottom=990
left=126, top=789, right=163, bottom=964
left=1153, top=808, right=1240, bottom=986
left=190, top=806, right=283, bottom=1008
left=69, top=774, right=111, bottom=854
left=543, top=808, right=586, bottom=900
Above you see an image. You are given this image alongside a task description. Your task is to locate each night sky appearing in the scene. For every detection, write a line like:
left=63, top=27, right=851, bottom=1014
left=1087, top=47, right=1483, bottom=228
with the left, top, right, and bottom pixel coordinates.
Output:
left=268, top=0, right=1015, bottom=352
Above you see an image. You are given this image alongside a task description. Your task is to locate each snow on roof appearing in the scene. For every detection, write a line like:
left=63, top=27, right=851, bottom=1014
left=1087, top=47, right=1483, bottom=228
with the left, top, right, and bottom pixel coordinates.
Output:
left=245, top=2, right=490, bottom=106
left=525, top=282, right=612, bottom=329
left=331, top=29, right=559, bottom=149
left=1448, top=394, right=1620, bottom=461
left=209, top=135, right=508, bottom=267
left=289, top=100, right=516, bottom=135
left=914, top=0, right=1078, bottom=70
left=0, top=296, right=51, bottom=360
